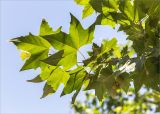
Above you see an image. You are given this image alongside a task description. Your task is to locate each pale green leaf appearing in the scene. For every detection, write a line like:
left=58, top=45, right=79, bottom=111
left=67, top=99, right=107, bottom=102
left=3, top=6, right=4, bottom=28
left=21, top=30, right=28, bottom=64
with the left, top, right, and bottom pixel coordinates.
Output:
left=10, top=33, right=51, bottom=70
left=39, top=19, right=62, bottom=36
left=10, top=33, right=50, bottom=54
left=43, top=14, right=95, bottom=69
left=102, top=38, right=117, bottom=53
left=40, top=65, right=56, bottom=80
left=82, top=4, right=94, bottom=19
left=74, top=0, right=89, bottom=5
left=47, top=67, right=70, bottom=91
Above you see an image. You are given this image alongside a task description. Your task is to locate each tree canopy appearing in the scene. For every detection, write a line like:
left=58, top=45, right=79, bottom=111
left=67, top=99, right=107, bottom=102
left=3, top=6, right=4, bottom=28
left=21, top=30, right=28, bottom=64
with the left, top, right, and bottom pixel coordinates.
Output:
left=10, top=0, right=160, bottom=104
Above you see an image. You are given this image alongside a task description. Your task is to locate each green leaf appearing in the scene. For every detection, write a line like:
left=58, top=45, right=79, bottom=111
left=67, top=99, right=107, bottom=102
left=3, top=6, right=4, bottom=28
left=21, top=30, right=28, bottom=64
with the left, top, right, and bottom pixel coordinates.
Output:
left=42, top=50, right=64, bottom=66
left=95, top=14, right=116, bottom=28
left=134, top=0, right=156, bottom=20
left=110, top=12, right=130, bottom=25
left=40, top=65, right=56, bottom=80
left=71, top=89, right=80, bottom=104
left=133, top=57, right=160, bottom=93
left=58, top=53, right=77, bottom=70
left=27, top=75, right=43, bottom=83
left=87, top=66, right=115, bottom=100
left=41, top=83, right=55, bottom=98
left=133, top=70, right=145, bottom=93
left=10, top=33, right=51, bottom=70
left=39, top=19, right=62, bottom=36
left=144, top=57, right=160, bottom=91
left=61, top=66, right=86, bottom=96
left=47, top=67, right=70, bottom=92
left=74, top=0, right=94, bottom=19
left=40, top=32, right=77, bottom=70
left=119, top=0, right=135, bottom=21
left=131, top=57, right=144, bottom=93
left=82, top=4, right=94, bottom=19
left=40, top=65, right=70, bottom=97
left=83, top=43, right=101, bottom=66
left=74, top=0, right=89, bottom=5
left=103, top=0, right=119, bottom=12
left=90, top=0, right=102, bottom=13
left=10, top=33, right=50, bottom=54
left=117, top=72, right=131, bottom=93
left=20, top=50, right=48, bottom=71
left=11, top=18, right=62, bottom=70
left=101, top=38, right=117, bottom=53
left=69, top=13, right=95, bottom=48
left=83, top=38, right=120, bottom=67
left=43, top=14, right=95, bottom=69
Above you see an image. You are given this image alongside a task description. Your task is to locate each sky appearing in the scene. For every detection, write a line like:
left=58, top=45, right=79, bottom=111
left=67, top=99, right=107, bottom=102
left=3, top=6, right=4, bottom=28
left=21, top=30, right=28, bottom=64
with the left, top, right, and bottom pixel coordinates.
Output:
left=0, top=0, right=126, bottom=114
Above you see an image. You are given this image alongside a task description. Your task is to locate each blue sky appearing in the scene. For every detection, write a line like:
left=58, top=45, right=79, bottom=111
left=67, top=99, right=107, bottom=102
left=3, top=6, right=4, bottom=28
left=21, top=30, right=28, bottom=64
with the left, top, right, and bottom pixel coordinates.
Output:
left=0, top=0, right=126, bottom=113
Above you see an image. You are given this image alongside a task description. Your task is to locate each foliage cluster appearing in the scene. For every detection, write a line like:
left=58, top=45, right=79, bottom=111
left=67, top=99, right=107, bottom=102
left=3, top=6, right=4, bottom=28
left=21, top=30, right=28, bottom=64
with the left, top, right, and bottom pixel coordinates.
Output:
left=10, top=0, right=160, bottom=105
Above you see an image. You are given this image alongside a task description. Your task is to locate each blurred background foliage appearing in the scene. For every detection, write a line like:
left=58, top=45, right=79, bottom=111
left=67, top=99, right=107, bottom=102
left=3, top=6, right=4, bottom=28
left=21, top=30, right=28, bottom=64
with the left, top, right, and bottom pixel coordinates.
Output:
left=73, top=88, right=160, bottom=114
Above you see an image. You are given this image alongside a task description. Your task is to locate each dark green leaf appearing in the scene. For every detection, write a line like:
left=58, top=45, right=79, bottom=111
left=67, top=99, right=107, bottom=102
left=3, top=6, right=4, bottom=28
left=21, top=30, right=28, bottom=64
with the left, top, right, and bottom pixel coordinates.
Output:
left=42, top=50, right=64, bottom=66
left=61, top=66, right=86, bottom=96
left=41, top=83, right=55, bottom=98
left=27, top=75, right=43, bottom=83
